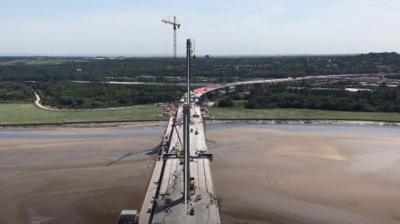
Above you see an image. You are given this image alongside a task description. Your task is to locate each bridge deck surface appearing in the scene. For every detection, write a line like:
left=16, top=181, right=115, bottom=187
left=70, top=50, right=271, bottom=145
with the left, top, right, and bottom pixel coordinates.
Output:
left=139, top=102, right=220, bottom=224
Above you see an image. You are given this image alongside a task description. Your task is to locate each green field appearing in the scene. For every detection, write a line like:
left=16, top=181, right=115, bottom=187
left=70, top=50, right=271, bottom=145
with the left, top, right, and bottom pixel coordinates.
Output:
left=210, top=107, right=400, bottom=122
left=2, top=103, right=400, bottom=126
left=0, top=103, right=163, bottom=125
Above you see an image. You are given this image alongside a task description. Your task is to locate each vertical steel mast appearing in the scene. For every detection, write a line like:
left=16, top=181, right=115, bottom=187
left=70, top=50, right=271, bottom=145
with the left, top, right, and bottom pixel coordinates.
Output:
left=162, top=16, right=181, bottom=58
left=183, top=39, right=192, bottom=210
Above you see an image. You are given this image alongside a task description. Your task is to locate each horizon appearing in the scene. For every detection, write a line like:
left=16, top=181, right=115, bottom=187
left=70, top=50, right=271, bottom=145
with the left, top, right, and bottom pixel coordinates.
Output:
left=0, top=51, right=398, bottom=58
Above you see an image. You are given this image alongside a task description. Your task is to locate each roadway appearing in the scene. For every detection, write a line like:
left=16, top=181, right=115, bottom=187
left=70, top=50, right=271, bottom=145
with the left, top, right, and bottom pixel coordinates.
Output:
left=139, top=97, right=221, bottom=224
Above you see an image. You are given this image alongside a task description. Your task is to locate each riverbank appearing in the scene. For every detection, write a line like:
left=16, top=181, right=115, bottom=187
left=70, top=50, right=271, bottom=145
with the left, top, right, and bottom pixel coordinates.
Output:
left=2, top=119, right=399, bottom=130
left=0, top=103, right=164, bottom=126
left=210, top=107, right=400, bottom=123
left=2, top=103, right=400, bottom=126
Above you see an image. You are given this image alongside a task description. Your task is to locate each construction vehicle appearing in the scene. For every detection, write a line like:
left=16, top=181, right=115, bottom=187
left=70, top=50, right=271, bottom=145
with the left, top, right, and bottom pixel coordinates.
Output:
left=118, top=210, right=138, bottom=224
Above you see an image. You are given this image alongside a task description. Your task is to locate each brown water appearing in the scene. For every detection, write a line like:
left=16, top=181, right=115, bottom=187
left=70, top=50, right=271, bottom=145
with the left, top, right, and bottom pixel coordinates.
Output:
left=0, top=123, right=399, bottom=224
left=209, top=123, right=400, bottom=224
left=0, top=124, right=164, bottom=224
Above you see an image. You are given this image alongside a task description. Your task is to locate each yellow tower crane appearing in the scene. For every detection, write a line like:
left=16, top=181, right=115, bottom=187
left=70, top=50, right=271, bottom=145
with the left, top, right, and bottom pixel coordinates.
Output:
left=162, top=16, right=181, bottom=58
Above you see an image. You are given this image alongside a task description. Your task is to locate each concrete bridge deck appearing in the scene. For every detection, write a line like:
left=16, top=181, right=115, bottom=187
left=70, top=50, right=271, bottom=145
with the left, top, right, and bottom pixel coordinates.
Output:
left=139, top=99, right=220, bottom=224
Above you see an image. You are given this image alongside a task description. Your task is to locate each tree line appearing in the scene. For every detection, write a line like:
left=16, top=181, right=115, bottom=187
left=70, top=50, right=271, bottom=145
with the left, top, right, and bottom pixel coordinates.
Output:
left=33, top=82, right=184, bottom=109
left=0, top=82, right=32, bottom=102
left=245, top=87, right=400, bottom=112
left=0, top=52, right=399, bottom=82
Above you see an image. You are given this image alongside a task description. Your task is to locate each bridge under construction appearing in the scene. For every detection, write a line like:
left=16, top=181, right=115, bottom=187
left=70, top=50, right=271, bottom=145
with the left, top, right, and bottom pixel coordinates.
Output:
left=127, top=39, right=221, bottom=224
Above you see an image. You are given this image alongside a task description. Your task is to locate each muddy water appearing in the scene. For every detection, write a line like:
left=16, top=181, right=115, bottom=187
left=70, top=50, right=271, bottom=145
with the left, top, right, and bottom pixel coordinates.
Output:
left=208, top=123, right=400, bottom=224
left=0, top=123, right=399, bottom=224
left=0, top=124, right=165, bottom=224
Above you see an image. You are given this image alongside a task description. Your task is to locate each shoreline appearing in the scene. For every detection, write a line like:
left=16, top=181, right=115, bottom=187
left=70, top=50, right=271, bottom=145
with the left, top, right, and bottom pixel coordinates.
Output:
left=1, top=118, right=399, bottom=129
left=0, top=120, right=168, bottom=129
left=207, top=119, right=400, bottom=126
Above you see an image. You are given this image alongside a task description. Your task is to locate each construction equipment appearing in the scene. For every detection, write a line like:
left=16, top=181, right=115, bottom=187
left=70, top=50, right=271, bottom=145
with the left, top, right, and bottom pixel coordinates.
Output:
left=162, top=16, right=181, bottom=58
left=118, top=210, right=138, bottom=224
left=162, top=16, right=181, bottom=107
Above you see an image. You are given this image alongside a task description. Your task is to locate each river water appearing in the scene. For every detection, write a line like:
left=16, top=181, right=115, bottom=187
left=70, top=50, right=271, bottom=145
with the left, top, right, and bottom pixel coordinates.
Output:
left=0, top=123, right=399, bottom=224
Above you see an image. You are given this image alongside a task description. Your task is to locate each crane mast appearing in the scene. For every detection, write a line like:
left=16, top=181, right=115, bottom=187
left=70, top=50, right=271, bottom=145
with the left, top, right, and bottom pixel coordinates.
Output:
left=162, top=16, right=181, bottom=58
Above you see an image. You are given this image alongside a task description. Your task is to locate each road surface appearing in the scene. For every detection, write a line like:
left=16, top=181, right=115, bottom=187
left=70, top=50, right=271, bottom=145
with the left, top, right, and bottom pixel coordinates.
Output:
left=139, top=96, right=221, bottom=224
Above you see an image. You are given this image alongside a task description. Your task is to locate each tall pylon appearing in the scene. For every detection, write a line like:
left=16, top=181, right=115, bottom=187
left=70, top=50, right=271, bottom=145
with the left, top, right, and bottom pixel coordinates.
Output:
left=184, top=39, right=192, bottom=210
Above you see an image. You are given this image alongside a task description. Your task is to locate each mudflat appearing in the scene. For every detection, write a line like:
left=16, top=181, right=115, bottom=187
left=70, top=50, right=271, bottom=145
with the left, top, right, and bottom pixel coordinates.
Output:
left=0, top=124, right=164, bottom=224
left=1, top=123, right=400, bottom=224
left=209, top=124, right=400, bottom=224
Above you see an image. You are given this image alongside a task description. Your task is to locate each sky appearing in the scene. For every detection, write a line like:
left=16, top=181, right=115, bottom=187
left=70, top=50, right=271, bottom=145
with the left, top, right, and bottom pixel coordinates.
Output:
left=0, top=0, right=399, bottom=56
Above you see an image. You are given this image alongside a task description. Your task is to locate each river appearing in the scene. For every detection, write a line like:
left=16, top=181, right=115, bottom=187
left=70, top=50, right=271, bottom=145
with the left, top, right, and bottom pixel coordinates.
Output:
left=0, top=123, right=399, bottom=224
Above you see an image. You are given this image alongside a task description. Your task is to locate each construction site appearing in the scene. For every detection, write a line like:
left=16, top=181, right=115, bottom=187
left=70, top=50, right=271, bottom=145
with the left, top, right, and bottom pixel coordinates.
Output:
left=2, top=5, right=400, bottom=224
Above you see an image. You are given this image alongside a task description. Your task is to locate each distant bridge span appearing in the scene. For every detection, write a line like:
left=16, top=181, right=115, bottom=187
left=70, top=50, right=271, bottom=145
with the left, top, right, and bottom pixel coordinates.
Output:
left=194, top=74, right=374, bottom=97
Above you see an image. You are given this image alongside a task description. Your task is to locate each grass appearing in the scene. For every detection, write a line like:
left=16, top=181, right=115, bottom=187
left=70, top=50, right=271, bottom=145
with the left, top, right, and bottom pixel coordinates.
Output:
left=0, top=103, right=164, bottom=125
left=210, top=107, right=400, bottom=122
left=2, top=102, right=400, bottom=126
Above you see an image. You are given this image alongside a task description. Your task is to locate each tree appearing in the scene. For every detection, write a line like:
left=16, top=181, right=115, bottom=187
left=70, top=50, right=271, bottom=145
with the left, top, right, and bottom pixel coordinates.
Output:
left=218, top=97, right=234, bottom=107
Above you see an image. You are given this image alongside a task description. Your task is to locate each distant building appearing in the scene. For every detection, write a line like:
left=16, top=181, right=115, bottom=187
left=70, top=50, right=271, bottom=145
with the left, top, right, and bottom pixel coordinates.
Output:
left=345, top=88, right=372, bottom=92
